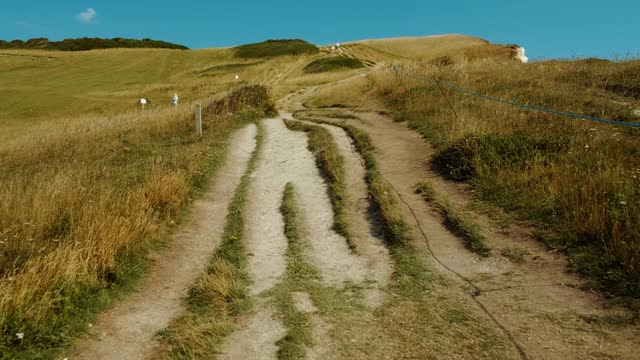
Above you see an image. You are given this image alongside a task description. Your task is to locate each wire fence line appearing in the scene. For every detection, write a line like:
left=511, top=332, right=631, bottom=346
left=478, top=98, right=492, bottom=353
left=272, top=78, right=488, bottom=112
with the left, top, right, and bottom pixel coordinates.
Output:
left=391, top=65, right=640, bottom=128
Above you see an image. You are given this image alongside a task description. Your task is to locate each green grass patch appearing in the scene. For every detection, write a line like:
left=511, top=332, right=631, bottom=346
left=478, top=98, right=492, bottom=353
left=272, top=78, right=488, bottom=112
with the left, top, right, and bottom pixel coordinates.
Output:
left=234, top=39, right=318, bottom=59
left=158, top=124, right=264, bottom=359
left=283, top=120, right=354, bottom=250
left=500, top=247, right=530, bottom=264
left=269, top=183, right=320, bottom=359
left=303, top=56, right=365, bottom=74
left=279, top=183, right=322, bottom=284
left=415, top=181, right=490, bottom=257
left=433, top=132, right=570, bottom=181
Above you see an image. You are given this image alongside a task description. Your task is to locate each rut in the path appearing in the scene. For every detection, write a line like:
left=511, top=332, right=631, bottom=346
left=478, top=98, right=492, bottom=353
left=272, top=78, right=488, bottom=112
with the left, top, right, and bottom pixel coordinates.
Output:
left=70, top=125, right=258, bottom=360
left=221, top=115, right=391, bottom=359
left=245, top=116, right=370, bottom=292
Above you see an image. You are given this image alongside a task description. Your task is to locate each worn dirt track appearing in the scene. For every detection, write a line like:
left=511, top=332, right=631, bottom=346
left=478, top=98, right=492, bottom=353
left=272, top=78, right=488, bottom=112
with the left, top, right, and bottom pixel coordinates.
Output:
left=70, top=124, right=257, bottom=360
left=305, top=108, right=640, bottom=359
left=220, top=114, right=391, bottom=358
left=244, top=116, right=371, bottom=293
left=68, top=74, right=640, bottom=360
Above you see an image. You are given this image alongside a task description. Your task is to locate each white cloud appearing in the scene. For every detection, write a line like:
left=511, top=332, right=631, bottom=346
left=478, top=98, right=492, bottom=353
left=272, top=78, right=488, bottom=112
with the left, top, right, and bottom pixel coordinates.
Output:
left=76, top=8, right=97, bottom=24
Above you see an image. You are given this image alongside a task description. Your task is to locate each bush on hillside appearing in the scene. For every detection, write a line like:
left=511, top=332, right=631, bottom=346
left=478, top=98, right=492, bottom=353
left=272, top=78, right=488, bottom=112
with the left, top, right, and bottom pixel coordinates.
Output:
left=0, top=37, right=188, bottom=51
left=434, top=132, right=570, bottom=181
left=234, top=39, right=318, bottom=59
left=303, top=56, right=365, bottom=73
left=203, top=84, right=277, bottom=118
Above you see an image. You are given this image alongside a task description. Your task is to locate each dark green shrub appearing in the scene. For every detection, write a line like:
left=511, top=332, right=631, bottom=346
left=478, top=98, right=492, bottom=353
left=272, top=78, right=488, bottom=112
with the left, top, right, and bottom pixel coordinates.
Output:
left=234, top=39, right=318, bottom=59
left=303, top=56, right=365, bottom=73
left=0, top=37, right=188, bottom=51
left=434, top=132, right=570, bottom=181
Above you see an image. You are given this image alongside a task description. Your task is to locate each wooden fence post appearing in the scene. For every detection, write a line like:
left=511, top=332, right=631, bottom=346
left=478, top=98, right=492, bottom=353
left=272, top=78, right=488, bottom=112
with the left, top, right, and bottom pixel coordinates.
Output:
left=195, top=104, right=202, bottom=136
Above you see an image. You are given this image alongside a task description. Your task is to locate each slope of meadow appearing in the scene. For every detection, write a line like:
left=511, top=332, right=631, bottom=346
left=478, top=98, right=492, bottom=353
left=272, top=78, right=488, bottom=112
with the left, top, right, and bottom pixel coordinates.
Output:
left=0, top=39, right=370, bottom=357
left=370, top=56, right=640, bottom=301
left=305, top=35, right=640, bottom=302
left=4, top=34, right=640, bottom=357
left=355, top=34, right=517, bottom=61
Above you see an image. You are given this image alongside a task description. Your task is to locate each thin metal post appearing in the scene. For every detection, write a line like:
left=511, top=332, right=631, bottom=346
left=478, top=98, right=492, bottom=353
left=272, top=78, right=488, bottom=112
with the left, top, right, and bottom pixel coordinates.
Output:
left=195, top=104, right=202, bottom=136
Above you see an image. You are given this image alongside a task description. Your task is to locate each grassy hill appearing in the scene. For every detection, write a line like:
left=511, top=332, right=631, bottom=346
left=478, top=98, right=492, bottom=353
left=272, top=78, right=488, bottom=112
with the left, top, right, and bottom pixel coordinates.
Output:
left=354, top=34, right=517, bottom=61
left=0, top=37, right=189, bottom=51
left=3, top=33, right=640, bottom=357
left=0, top=41, right=356, bottom=139
left=306, top=37, right=640, bottom=300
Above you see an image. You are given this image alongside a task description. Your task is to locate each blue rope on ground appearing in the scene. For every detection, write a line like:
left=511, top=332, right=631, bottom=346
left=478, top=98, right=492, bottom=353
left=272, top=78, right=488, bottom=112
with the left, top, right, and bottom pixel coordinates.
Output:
left=394, top=67, right=640, bottom=128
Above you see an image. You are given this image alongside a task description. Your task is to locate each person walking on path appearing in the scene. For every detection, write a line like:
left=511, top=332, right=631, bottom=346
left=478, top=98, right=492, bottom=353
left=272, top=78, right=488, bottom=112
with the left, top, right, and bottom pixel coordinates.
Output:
left=171, top=93, right=179, bottom=107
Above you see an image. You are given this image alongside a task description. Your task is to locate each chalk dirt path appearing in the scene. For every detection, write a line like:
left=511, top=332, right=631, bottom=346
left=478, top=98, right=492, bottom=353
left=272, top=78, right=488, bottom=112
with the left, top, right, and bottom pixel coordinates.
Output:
left=220, top=114, right=392, bottom=358
left=70, top=124, right=257, bottom=360
left=303, top=107, right=640, bottom=359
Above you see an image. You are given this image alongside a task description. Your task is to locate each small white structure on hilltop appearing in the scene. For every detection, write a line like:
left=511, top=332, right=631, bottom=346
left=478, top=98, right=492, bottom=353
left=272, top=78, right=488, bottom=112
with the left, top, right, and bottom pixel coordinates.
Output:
left=515, top=47, right=529, bottom=63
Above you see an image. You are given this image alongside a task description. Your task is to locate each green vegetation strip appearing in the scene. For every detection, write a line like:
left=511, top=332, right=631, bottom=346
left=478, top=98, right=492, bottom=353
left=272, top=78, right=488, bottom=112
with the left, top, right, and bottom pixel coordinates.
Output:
left=303, top=56, right=365, bottom=74
left=415, top=182, right=490, bottom=256
left=160, top=125, right=264, bottom=359
left=0, top=37, right=188, bottom=51
left=292, top=113, right=412, bottom=245
left=234, top=39, right=318, bottom=59
left=270, top=183, right=321, bottom=359
left=283, top=119, right=354, bottom=250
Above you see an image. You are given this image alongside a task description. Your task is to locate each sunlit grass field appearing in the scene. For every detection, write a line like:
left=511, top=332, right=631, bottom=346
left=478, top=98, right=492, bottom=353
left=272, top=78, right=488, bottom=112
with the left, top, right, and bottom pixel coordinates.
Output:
left=0, top=39, right=360, bottom=356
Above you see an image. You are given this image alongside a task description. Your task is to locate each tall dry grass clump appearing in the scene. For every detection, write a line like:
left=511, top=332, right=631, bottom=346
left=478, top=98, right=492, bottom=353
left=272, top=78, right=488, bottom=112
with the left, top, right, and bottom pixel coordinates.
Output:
left=371, top=57, right=640, bottom=299
left=0, top=85, right=275, bottom=355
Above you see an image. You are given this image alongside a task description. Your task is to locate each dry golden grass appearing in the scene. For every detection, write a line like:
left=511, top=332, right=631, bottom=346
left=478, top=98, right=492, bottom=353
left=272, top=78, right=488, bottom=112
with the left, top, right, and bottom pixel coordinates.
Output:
left=355, top=34, right=516, bottom=62
left=370, top=56, right=640, bottom=298
left=0, top=41, right=378, bottom=356
left=0, top=85, right=274, bottom=355
left=302, top=75, right=376, bottom=109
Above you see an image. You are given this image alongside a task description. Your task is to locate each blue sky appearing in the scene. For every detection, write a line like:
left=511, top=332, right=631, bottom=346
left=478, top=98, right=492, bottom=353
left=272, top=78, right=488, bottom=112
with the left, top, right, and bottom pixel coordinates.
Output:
left=1, top=0, right=638, bottom=59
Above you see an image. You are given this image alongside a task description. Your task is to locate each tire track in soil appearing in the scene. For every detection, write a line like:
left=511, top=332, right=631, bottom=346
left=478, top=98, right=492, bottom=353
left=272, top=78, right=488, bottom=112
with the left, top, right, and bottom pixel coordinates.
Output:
left=307, top=120, right=393, bottom=306
left=70, top=124, right=258, bottom=360
left=221, top=114, right=389, bottom=359
left=245, top=116, right=369, bottom=292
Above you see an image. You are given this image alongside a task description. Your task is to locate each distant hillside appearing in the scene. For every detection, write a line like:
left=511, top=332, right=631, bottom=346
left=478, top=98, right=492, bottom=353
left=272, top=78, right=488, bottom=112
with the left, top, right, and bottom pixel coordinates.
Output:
left=234, top=39, right=318, bottom=59
left=353, top=34, right=516, bottom=62
left=0, top=37, right=188, bottom=51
